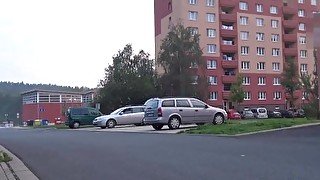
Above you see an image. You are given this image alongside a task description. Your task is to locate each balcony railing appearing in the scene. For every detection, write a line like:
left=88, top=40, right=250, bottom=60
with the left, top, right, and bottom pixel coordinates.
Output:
left=220, top=13, right=236, bottom=22
left=284, top=47, right=298, bottom=57
left=222, top=75, right=237, bottom=84
left=283, top=34, right=297, bottom=43
left=222, top=60, right=238, bottom=69
left=283, top=20, right=296, bottom=29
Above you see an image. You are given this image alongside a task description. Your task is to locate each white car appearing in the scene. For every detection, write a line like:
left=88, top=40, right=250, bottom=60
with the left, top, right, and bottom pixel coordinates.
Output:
left=93, top=106, right=145, bottom=129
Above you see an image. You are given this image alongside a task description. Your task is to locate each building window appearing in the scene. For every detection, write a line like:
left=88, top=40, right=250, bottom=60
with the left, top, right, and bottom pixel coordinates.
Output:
left=256, top=18, right=264, bottom=26
left=271, top=34, right=280, bottom=42
left=207, top=29, right=216, bottom=38
left=240, top=31, right=249, bottom=40
left=207, top=44, right=217, bottom=53
left=189, top=0, right=197, bottom=5
left=273, top=77, right=281, bottom=85
left=241, top=46, right=249, bottom=55
left=258, top=77, right=266, bottom=85
left=256, top=4, right=263, bottom=12
left=299, top=23, right=306, bottom=31
left=258, top=92, right=267, bottom=100
left=188, top=27, right=198, bottom=36
left=240, top=16, right=249, bottom=25
left=242, top=77, right=251, bottom=85
left=257, top=47, right=265, bottom=56
left=189, top=11, right=198, bottom=21
left=270, top=6, right=278, bottom=14
left=299, top=36, right=306, bottom=44
left=298, top=0, right=304, bottom=4
left=207, top=60, right=217, bottom=69
left=298, top=9, right=305, bottom=17
left=300, top=50, right=307, bottom=58
left=274, top=92, right=282, bottom=100
left=207, top=13, right=215, bottom=22
left=272, top=62, right=280, bottom=71
left=256, top=32, right=264, bottom=41
left=257, top=62, right=266, bottom=70
left=244, top=92, right=251, bottom=100
left=300, top=64, right=308, bottom=73
left=209, top=92, right=218, bottom=100
left=241, top=61, right=250, bottom=70
left=206, top=0, right=214, bottom=6
left=272, top=48, right=280, bottom=56
left=208, top=76, right=217, bottom=85
left=239, top=2, right=248, bottom=10
left=311, top=0, right=317, bottom=5
left=271, top=20, right=279, bottom=28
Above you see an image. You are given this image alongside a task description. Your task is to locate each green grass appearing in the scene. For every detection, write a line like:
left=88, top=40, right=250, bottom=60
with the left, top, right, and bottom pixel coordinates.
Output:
left=185, top=118, right=320, bottom=135
left=0, top=151, right=12, bottom=163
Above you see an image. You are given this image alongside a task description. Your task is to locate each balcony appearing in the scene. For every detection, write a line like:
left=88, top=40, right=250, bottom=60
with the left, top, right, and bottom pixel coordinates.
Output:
left=284, top=48, right=298, bottom=57
left=283, top=34, right=297, bottom=43
left=221, top=45, right=237, bottom=53
left=222, top=75, right=237, bottom=84
left=220, top=13, right=236, bottom=23
left=222, top=60, right=238, bottom=69
left=283, top=6, right=295, bottom=15
left=222, top=91, right=231, bottom=100
left=220, top=0, right=236, bottom=8
left=283, top=20, right=296, bottom=29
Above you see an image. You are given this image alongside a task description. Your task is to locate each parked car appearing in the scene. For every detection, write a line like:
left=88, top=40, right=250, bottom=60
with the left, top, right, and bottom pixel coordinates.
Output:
left=144, top=97, right=227, bottom=130
left=93, top=106, right=145, bottom=129
left=65, top=107, right=103, bottom=129
left=240, top=110, right=255, bottom=119
left=227, top=109, right=241, bottom=120
left=279, top=109, right=294, bottom=118
left=250, top=108, right=268, bottom=119
left=268, top=110, right=282, bottom=118
left=294, top=109, right=305, bottom=118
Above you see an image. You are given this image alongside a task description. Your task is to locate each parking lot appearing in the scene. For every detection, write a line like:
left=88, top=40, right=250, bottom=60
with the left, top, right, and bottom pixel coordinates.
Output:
left=68, top=124, right=197, bottom=134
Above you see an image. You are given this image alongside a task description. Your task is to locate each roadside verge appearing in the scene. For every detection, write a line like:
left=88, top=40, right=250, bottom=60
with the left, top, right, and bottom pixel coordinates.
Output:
left=0, top=145, right=39, bottom=180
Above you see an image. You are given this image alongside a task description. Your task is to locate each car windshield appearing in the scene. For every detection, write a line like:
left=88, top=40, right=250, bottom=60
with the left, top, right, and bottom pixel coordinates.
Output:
left=144, top=99, right=159, bottom=108
left=110, top=108, right=123, bottom=115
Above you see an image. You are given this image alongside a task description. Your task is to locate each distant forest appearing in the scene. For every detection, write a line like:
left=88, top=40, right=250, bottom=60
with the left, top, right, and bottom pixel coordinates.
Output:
left=0, top=81, right=90, bottom=124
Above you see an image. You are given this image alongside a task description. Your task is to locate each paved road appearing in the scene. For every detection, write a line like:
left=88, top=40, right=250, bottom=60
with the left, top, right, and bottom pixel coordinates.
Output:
left=0, top=126, right=319, bottom=180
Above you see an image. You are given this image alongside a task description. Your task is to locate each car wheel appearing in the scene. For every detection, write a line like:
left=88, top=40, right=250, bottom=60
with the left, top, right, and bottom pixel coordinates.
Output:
left=168, top=116, right=180, bottom=130
left=196, top=123, right=205, bottom=126
left=152, top=124, right=163, bottom=130
left=134, top=123, right=143, bottom=126
left=100, top=126, right=106, bottom=129
left=213, top=113, right=224, bottom=125
left=68, top=125, right=74, bottom=129
left=73, top=122, right=80, bottom=129
left=107, top=119, right=116, bottom=128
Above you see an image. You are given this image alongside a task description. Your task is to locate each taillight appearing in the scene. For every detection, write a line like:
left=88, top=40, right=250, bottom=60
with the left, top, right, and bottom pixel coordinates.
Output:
left=157, top=107, right=162, bottom=117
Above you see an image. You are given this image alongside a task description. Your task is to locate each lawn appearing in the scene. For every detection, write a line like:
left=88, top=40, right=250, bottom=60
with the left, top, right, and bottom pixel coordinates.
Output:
left=185, top=118, right=320, bottom=135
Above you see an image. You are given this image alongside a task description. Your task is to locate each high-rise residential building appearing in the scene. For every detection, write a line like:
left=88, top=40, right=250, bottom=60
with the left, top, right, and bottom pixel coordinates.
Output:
left=155, top=0, right=320, bottom=110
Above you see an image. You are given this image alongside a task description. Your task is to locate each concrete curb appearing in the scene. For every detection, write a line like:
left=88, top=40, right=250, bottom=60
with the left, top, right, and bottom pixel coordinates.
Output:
left=0, top=145, right=39, bottom=180
left=216, top=122, right=320, bottom=137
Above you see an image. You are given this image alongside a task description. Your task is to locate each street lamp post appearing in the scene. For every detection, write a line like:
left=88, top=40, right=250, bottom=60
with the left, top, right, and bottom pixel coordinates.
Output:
left=4, top=113, right=8, bottom=123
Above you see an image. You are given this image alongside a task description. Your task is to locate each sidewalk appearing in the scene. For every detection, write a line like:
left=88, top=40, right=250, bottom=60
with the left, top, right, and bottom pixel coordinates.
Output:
left=0, top=145, right=38, bottom=180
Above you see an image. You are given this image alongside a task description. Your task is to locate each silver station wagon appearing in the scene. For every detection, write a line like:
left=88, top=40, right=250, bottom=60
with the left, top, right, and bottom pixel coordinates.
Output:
left=144, top=97, right=227, bottom=130
left=93, top=106, right=145, bottom=129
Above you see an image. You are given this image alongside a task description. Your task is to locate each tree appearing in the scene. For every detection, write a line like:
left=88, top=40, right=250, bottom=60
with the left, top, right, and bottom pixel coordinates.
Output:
left=157, top=23, right=204, bottom=98
left=300, top=49, right=319, bottom=119
left=281, top=57, right=301, bottom=108
left=230, top=75, right=244, bottom=109
left=97, top=44, right=158, bottom=113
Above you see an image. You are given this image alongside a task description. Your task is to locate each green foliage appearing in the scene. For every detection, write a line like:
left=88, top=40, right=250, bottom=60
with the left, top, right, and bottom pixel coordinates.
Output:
left=0, top=151, right=12, bottom=162
left=157, top=23, right=204, bottom=98
left=230, top=75, right=244, bottom=107
left=281, top=58, right=301, bottom=108
left=97, top=44, right=158, bottom=114
left=186, top=118, right=317, bottom=135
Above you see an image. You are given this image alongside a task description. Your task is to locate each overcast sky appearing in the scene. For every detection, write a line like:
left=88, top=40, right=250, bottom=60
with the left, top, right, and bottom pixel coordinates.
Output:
left=0, top=0, right=155, bottom=88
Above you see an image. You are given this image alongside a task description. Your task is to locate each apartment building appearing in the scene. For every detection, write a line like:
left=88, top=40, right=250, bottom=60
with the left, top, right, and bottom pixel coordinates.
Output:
left=155, top=0, right=320, bottom=110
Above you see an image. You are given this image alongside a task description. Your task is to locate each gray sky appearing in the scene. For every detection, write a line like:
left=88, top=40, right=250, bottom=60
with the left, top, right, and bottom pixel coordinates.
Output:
left=0, top=0, right=155, bottom=88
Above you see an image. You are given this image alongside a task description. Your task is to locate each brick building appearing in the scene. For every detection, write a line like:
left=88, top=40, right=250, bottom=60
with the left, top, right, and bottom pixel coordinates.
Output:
left=155, top=0, right=320, bottom=110
left=21, top=90, right=95, bottom=123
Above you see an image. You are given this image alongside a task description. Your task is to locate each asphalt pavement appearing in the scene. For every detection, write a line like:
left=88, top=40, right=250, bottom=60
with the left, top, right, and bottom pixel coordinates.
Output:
left=0, top=125, right=319, bottom=180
